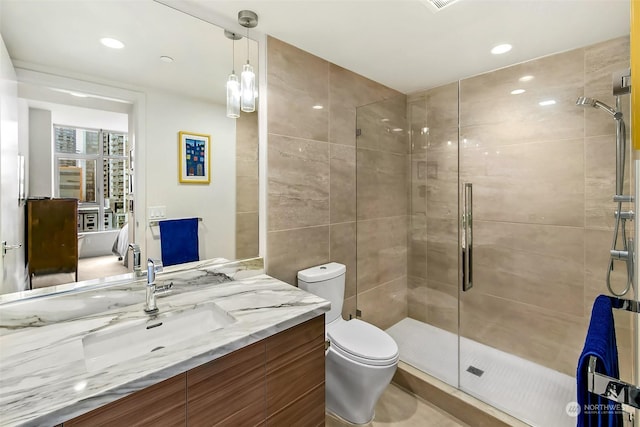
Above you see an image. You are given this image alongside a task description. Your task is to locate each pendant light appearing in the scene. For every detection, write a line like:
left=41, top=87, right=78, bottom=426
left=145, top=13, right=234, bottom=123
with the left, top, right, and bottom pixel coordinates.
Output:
left=224, top=30, right=242, bottom=119
left=238, top=10, right=258, bottom=113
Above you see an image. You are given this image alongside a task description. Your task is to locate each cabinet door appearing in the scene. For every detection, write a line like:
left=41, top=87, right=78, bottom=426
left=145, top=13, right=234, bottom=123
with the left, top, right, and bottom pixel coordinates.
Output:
left=187, top=341, right=266, bottom=426
left=64, top=374, right=186, bottom=427
left=265, top=315, right=325, bottom=424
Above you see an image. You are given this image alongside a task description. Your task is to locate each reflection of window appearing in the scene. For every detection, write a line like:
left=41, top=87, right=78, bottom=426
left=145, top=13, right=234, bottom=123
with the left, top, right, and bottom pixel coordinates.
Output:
left=54, top=125, right=128, bottom=231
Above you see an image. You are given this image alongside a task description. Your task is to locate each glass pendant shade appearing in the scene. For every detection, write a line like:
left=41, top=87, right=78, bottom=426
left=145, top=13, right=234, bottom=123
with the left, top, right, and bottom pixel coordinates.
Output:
left=240, top=63, right=255, bottom=113
left=226, top=73, right=240, bottom=119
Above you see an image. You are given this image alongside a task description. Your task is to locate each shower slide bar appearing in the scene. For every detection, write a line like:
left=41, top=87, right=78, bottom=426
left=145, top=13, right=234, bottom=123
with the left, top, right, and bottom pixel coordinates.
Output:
left=148, top=217, right=203, bottom=227
left=587, top=296, right=640, bottom=412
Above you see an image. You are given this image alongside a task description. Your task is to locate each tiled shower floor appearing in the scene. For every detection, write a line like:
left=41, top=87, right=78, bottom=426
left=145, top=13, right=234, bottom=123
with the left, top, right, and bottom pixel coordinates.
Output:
left=386, top=318, right=576, bottom=427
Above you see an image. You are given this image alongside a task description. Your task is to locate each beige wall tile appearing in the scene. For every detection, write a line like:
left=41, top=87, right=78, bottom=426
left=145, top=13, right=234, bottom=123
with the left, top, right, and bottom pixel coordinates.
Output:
left=237, top=175, right=258, bottom=213
left=425, top=280, right=458, bottom=334
left=473, top=221, right=585, bottom=316
left=585, top=135, right=631, bottom=229
left=268, top=134, right=329, bottom=231
left=408, top=275, right=428, bottom=323
left=236, top=212, right=258, bottom=260
left=359, top=276, right=408, bottom=330
left=329, top=64, right=400, bottom=147
left=356, top=96, right=409, bottom=155
left=330, top=222, right=357, bottom=299
left=426, top=82, right=459, bottom=130
left=459, top=86, right=584, bottom=148
left=584, top=228, right=630, bottom=315
left=343, top=295, right=356, bottom=321
left=460, top=291, right=584, bottom=376
left=330, top=143, right=356, bottom=223
left=357, top=215, right=408, bottom=292
left=356, top=148, right=408, bottom=220
left=266, top=226, right=330, bottom=286
left=584, top=36, right=630, bottom=95
left=460, top=139, right=585, bottom=226
left=266, top=37, right=329, bottom=141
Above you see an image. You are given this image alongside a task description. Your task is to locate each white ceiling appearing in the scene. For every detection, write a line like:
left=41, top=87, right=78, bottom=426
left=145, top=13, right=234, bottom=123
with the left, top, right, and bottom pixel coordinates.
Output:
left=0, top=0, right=630, bottom=100
left=0, top=0, right=258, bottom=104
left=182, top=0, right=630, bottom=93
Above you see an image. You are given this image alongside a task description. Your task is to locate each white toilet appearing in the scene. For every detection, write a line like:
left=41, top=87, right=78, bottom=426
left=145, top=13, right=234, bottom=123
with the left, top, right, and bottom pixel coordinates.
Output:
left=298, top=262, right=399, bottom=425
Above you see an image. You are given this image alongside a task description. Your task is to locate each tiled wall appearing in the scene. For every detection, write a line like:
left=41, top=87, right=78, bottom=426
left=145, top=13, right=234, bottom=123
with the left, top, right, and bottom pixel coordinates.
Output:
left=408, top=36, right=632, bottom=377
left=355, top=97, right=410, bottom=329
left=265, top=37, right=407, bottom=325
left=236, top=111, right=259, bottom=259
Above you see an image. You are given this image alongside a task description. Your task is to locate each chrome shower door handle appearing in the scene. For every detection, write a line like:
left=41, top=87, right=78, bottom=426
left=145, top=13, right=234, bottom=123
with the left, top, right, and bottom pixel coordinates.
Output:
left=462, top=183, right=473, bottom=292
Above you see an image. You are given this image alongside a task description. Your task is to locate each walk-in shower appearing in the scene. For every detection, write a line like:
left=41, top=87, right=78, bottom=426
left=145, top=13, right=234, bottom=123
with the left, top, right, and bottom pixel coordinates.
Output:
left=576, top=96, right=633, bottom=297
left=354, top=37, right=633, bottom=427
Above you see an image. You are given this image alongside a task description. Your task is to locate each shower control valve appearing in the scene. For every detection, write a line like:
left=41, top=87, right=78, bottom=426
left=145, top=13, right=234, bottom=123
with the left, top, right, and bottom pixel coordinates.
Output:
left=614, top=210, right=634, bottom=221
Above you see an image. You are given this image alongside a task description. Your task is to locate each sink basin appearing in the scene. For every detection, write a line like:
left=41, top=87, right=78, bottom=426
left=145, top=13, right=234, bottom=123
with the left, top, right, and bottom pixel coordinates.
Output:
left=82, top=302, right=236, bottom=372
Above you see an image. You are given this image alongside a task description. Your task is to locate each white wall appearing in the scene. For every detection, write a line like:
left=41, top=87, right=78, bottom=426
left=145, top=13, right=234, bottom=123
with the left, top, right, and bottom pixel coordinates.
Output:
left=0, top=36, right=26, bottom=293
left=28, top=108, right=52, bottom=197
left=145, top=89, right=236, bottom=261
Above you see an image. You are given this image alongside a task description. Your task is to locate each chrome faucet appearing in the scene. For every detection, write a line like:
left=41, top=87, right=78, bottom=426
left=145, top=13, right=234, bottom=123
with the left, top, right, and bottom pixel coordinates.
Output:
left=144, top=258, right=172, bottom=314
left=128, top=243, right=142, bottom=276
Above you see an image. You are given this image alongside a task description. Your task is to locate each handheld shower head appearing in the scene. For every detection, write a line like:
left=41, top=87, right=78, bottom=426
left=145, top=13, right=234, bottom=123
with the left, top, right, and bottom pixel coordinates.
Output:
left=575, top=96, right=621, bottom=119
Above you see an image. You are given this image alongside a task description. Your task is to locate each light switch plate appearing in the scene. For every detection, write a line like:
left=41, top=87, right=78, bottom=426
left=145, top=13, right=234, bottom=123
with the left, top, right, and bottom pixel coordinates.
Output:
left=148, top=206, right=167, bottom=220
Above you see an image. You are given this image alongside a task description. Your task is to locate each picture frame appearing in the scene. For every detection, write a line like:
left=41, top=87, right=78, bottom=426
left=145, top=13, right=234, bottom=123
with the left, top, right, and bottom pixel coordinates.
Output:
left=178, top=131, right=211, bottom=184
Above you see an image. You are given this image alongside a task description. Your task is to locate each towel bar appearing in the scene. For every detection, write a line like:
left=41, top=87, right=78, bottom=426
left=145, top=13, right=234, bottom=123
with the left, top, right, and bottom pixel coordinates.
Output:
left=588, top=356, right=640, bottom=409
left=148, top=217, right=203, bottom=227
left=587, top=295, right=640, bottom=411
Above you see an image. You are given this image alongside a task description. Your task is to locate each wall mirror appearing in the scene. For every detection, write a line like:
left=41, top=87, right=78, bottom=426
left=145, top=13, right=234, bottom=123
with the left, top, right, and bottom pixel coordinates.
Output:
left=0, top=0, right=260, bottom=296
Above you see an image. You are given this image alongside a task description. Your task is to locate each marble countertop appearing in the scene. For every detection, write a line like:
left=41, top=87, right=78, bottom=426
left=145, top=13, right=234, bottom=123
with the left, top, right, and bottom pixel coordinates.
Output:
left=0, top=258, right=330, bottom=427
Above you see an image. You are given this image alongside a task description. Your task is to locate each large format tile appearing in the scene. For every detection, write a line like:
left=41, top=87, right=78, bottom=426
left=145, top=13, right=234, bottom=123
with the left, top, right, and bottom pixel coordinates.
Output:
left=330, top=143, right=356, bottom=223
left=358, top=276, right=408, bottom=331
left=460, top=138, right=585, bottom=227
left=267, top=37, right=329, bottom=141
left=326, top=383, right=468, bottom=427
left=585, top=135, right=630, bottom=229
left=425, top=82, right=458, bottom=131
left=357, top=148, right=408, bottom=220
left=330, top=222, right=357, bottom=299
left=472, top=221, right=584, bottom=316
left=236, top=175, right=258, bottom=213
left=584, top=36, right=630, bottom=96
left=357, top=216, right=408, bottom=292
left=460, top=291, right=585, bottom=376
left=268, top=134, right=329, bottom=231
left=424, top=279, right=458, bottom=334
left=236, top=212, right=258, bottom=260
left=267, top=226, right=330, bottom=286
left=329, top=64, right=400, bottom=147
left=357, top=96, right=409, bottom=155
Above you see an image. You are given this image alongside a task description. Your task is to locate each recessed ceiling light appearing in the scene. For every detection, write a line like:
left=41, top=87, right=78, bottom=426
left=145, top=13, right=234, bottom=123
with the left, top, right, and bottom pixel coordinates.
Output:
left=539, top=100, right=556, bottom=106
left=160, top=56, right=174, bottom=63
left=312, top=105, right=323, bottom=110
left=510, top=89, right=526, bottom=95
left=100, top=37, right=124, bottom=49
left=392, top=128, right=403, bottom=132
left=519, top=75, right=534, bottom=82
left=491, top=44, right=512, bottom=55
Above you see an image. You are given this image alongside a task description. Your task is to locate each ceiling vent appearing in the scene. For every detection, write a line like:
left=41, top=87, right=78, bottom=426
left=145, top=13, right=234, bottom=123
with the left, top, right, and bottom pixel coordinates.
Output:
left=420, top=0, right=459, bottom=11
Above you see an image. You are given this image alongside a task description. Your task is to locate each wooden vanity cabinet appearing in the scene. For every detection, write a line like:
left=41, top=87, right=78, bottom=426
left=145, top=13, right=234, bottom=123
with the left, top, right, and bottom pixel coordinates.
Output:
left=62, top=315, right=325, bottom=427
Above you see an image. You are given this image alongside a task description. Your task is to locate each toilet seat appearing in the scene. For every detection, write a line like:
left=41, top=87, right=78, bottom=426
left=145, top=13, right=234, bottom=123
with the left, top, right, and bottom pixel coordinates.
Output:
left=327, top=319, right=399, bottom=366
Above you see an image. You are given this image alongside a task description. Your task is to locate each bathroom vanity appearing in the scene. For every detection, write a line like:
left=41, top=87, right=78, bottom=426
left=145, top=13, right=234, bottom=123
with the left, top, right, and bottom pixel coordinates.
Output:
left=0, top=258, right=329, bottom=426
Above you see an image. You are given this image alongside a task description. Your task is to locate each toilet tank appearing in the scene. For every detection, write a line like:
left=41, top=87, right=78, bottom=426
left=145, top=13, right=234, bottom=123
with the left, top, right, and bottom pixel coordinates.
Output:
left=297, top=262, right=346, bottom=324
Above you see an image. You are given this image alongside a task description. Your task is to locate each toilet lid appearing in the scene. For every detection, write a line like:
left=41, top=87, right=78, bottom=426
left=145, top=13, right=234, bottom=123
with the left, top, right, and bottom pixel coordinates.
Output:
left=328, top=319, right=398, bottom=363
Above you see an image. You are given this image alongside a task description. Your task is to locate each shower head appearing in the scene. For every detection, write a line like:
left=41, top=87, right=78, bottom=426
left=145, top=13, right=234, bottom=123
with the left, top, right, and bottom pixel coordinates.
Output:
left=575, top=96, right=621, bottom=119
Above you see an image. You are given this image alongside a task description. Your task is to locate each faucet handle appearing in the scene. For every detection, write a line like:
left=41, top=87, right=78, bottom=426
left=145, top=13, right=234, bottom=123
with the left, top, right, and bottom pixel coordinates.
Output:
left=147, top=258, right=163, bottom=273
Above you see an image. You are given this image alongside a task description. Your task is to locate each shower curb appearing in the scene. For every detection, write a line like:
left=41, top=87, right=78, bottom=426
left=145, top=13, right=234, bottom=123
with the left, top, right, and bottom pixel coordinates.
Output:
left=392, top=361, right=530, bottom=427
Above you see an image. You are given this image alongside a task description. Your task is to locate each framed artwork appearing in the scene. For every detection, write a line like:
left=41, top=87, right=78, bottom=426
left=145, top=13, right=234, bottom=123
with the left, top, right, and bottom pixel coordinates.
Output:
left=178, top=131, right=210, bottom=184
